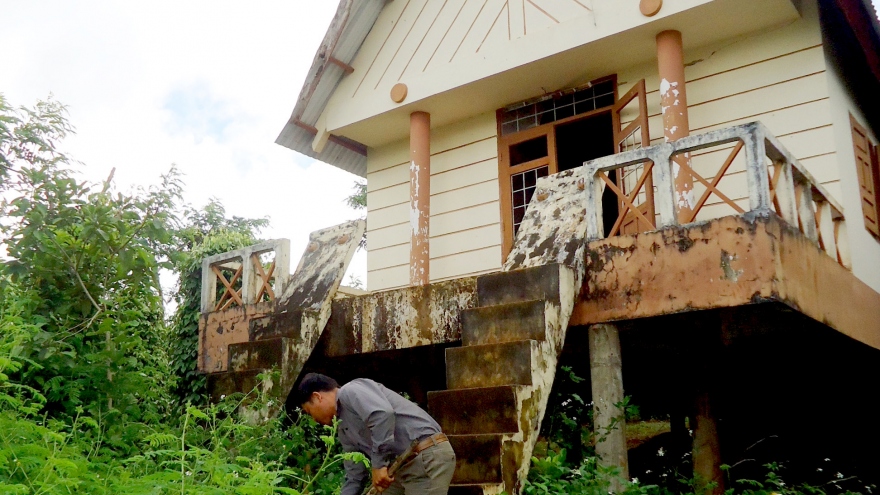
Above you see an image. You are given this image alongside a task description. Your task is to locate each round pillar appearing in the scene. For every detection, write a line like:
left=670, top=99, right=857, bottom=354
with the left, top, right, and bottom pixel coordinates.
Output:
left=409, top=111, right=431, bottom=286
left=657, top=30, right=695, bottom=223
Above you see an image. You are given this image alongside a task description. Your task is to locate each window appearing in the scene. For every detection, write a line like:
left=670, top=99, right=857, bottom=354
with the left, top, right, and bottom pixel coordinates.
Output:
left=497, top=76, right=619, bottom=257
left=850, top=114, right=880, bottom=239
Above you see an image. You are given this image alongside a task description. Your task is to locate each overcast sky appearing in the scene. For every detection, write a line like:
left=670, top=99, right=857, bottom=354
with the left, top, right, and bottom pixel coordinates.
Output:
left=1, top=1, right=368, bottom=291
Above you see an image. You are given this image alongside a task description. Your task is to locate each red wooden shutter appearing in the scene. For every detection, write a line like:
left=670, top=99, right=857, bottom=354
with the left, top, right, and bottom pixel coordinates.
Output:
left=851, top=114, right=880, bottom=238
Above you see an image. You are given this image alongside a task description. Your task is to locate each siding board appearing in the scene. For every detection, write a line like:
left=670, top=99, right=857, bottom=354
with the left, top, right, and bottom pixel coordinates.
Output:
left=431, top=245, right=502, bottom=280
left=432, top=180, right=499, bottom=215
left=431, top=224, right=502, bottom=258
left=432, top=201, right=501, bottom=237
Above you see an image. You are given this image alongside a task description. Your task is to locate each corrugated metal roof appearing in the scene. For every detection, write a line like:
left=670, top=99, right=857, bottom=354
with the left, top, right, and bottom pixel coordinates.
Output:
left=275, top=0, right=386, bottom=178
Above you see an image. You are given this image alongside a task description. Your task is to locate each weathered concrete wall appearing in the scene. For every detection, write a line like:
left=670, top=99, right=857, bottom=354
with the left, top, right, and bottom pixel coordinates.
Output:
left=323, top=276, right=477, bottom=355
left=199, top=301, right=276, bottom=373
left=570, top=213, right=880, bottom=350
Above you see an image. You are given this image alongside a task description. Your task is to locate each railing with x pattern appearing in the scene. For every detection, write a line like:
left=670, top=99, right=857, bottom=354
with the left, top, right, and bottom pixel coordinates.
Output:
left=199, top=239, right=291, bottom=313
left=580, top=121, right=852, bottom=269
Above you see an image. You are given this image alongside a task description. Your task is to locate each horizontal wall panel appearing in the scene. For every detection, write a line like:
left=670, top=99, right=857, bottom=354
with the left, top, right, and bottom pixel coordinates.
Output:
left=691, top=98, right=831, bottom=136
left=820, top=180, right=841, bottom=204
left=368, top=265, right=409, bottom=292
left=685, top=47, right=825, bottom=106
left=431, top=245, right=502, bottom=281
left=685, top=28, right=822, bottom=83
left=432, top=138, right=498, bottom=174
left=616, top=17, right=821, bottom=96
left=432, top=201, right=501, bottom=237
left=432, top=158, right=497, bottom=194
left=368, top=203, right=409, bottom=230
left=689, top=73, right=828, bottom=131
left=693, top=198, right=751, bottom=223
left=431, top=224, right=502, bottom=258
left=367, top=222, right=410, bottom=250
left=797, top=153, right=837, bottom=184
left=431, top=112, right=497, bottom=153
left=368, top=162, right=409, bottom=192
left=776, top=125, right=835, bottom=160
left=368, top=243, right=410, bottom=271
left=432, top=180, right=499, bottom=215
left=368, top=182, right=409, bottom=210
left=368, top=137, right=409, bottom=174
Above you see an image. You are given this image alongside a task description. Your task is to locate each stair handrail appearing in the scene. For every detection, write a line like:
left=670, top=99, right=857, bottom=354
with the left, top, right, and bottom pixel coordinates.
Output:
left=200, top=239, right=291, bottom=313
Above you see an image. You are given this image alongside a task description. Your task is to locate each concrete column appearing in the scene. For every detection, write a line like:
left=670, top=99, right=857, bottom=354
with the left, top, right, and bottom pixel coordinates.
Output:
left=409, top=111, right=431, bottom=286
left=589, top=323, right=628, bottom=490
left=692, top=317, right=725, bottom=495
left=657, top=30, right=695, bottom=223
left=693, top=391, right=723, bottom=494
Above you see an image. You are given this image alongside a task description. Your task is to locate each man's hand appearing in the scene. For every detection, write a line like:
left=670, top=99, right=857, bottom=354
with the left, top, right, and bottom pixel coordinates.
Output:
left=372, top=467, right=394, bottom=491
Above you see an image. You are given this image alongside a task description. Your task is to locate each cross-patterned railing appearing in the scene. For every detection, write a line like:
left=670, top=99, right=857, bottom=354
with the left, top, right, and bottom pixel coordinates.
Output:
left=200, top=239, right=291, bottom=313
left=582, top=122, right=851, bottom=269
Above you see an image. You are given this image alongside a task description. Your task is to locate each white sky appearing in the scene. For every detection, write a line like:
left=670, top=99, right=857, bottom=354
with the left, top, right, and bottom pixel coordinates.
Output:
left=1, top=1, right=368, bottom=292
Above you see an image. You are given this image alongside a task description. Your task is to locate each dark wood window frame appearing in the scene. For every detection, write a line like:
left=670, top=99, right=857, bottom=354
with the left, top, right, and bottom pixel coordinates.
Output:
left=850, top=113, right=880, bottom=240
left=497, top=76, right=620, bottom=258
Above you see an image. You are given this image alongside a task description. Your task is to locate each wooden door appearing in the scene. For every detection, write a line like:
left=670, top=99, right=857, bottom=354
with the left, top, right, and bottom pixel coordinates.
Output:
left=611, top=80, right=655, bottom=235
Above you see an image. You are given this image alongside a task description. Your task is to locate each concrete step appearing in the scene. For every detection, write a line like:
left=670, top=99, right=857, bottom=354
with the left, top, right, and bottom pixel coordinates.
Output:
left=228, top=338, right=285, bottom=372
left=462, top=299, right=546, bottom=346
left=448, top=434, right=502, bottom=484
left=446, top=340, right=535, bottom=390
left=248, top=310, right=302, bottom=341
left=206, top=369, right=265, bottom=401
left=476, top=264, right=563, bottom=307
left=427, top=386, right=520, bottom=435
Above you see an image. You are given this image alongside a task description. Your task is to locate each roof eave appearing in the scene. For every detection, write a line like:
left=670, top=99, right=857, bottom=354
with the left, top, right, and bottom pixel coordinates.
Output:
left=275, top=0, right=387, bottom=178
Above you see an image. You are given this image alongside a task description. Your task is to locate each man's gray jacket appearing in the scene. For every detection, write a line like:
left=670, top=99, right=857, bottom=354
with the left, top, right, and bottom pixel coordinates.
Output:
left=336, top=378, right=442, bottom=495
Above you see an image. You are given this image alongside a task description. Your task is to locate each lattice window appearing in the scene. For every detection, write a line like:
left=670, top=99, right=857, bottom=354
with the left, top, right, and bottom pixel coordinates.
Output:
left=512, top=166, right=549, bottom=234
left=500, top=79, right=615, bottom=135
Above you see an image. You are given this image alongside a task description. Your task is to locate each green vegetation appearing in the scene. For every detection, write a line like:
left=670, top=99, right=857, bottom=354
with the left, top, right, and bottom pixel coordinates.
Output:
left=0, top=94, right=355, bottom=493
left=2, top=94, right=874, bottom=495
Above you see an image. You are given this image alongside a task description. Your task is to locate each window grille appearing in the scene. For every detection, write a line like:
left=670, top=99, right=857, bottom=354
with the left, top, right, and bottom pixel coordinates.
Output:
left=500, top=79, right=615, bottom=135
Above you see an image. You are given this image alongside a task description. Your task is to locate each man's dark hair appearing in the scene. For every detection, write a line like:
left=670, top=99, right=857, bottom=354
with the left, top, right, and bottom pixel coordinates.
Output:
left=295, top=373, right=339, bottom=405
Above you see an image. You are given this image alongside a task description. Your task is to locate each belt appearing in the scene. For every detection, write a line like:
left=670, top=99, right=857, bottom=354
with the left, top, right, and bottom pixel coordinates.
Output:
left=413, top=433, right=448, bottom=454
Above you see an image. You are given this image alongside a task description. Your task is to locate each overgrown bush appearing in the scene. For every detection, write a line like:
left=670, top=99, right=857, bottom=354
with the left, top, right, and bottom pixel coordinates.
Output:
left=1, top=93, right=356, bottom=494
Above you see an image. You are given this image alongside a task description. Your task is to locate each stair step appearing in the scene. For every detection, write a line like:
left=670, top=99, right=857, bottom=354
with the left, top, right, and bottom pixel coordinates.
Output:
left=428, top=386, right=520, bottom=435
left=228, top=338, right=285, bottom=372
left=476, top=264, right=564, bottom=307
left=206, top=369, right=265, bottom=402
left=448, top=434, right=502, bottom=484
left=249, top=310, right=302, bottom=341
left=462, top=300, right=545, bottom=346
left=446, top=340, right=535, bottom=390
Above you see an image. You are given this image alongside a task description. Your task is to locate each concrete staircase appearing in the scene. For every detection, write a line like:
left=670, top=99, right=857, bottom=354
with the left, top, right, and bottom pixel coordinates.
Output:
left=203, top=219, right=365, bottom=418
left=207, top=308, right=318, bottom=414
left=428, top=263, right=577, bottom=495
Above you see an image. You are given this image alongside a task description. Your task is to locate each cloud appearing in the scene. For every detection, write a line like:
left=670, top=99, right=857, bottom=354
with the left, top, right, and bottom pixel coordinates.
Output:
left=163, top=82, right=241, bottom=143
left=1, top=0, right=367, bottom=288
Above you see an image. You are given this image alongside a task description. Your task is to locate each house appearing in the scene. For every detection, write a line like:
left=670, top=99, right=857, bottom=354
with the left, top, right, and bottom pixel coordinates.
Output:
left=199, top=1, right=880, bottom=494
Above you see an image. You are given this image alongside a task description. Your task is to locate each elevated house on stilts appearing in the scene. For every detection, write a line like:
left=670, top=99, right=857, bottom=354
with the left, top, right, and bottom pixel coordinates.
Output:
left=200, top=0, right=880, bottom=492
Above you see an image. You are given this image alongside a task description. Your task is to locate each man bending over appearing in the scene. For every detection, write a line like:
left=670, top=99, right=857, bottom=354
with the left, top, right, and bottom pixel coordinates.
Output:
left=296, top=373, right=456, bottom=495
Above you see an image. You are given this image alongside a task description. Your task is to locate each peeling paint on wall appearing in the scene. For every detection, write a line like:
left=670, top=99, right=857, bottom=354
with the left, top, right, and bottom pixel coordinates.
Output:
left=325, top=277, right=478, bottom=355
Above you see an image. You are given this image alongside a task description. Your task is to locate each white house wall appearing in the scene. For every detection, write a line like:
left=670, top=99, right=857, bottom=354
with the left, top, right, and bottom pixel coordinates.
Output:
left=367, top=112, right=501, bottom=291
left=821, top=40, right=880, bottom=292
left=361, top=0, right=865, bottom=292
